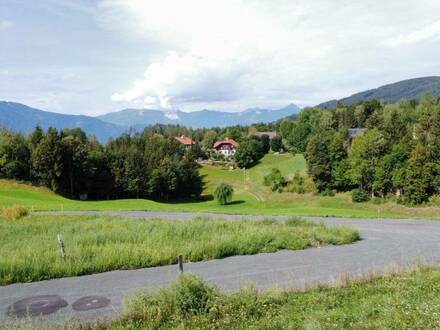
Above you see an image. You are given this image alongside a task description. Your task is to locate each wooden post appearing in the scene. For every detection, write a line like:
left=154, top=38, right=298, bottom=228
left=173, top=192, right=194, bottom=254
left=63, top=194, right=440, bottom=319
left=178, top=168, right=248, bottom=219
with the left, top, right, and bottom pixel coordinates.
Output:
left=57, top=234, right=66, bottom=259
left=177, top=255, right=183, bottom=273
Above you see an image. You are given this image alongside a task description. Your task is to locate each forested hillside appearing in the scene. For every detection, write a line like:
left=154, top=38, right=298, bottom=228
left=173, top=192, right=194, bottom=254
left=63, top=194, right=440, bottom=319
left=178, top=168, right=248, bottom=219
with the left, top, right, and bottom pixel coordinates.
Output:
left=319, top=77, right=440, bottom=109
left=277, top=95, right=440, bottom=204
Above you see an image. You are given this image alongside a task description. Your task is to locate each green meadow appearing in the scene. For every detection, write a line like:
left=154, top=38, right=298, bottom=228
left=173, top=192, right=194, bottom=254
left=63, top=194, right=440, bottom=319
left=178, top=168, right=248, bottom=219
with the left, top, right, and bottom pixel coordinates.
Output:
left=1, top=153, right=440, bottom=218
left=0, top=215, right=359, bottom=285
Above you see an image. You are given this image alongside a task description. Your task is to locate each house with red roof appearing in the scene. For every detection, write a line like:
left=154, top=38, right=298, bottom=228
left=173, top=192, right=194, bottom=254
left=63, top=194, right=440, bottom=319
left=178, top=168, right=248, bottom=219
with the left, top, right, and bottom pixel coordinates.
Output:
left=213, top=138, right=239, bottom=158
left=175, top=135, right=195, bottom=148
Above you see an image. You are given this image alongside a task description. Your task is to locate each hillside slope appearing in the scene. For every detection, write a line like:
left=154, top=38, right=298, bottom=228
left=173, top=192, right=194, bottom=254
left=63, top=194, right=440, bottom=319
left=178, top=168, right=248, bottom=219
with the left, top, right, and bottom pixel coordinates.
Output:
left=319, top=76, right=440, bottom=109
left=0, top=101, right=125, bottom=141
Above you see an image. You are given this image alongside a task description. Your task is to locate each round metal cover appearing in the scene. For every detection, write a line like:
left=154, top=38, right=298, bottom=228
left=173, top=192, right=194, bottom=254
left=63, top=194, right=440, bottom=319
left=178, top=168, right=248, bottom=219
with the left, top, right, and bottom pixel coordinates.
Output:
left=8, top=295, right=68, bottom=318
left=72, top=296, right=110, bottom=311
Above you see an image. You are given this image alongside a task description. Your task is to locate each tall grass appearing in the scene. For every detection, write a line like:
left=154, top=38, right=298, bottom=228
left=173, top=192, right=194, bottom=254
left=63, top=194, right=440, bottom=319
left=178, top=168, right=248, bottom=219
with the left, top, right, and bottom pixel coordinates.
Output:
left=0, top=215, right=359, bottom=285
left=103, top=267, right=440, bottom=329
left=0, top=205, right=28, bottom=221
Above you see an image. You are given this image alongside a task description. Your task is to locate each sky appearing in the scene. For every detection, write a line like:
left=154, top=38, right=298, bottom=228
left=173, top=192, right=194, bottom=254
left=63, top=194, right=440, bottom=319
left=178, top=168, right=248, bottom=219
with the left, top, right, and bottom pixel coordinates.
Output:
left=1, top=0, right=440, bottom=116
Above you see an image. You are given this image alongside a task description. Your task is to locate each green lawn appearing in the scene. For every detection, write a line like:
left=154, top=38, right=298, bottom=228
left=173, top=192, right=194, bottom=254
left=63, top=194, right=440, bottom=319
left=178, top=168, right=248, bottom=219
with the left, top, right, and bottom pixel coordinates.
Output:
left=1, top=153, right=440, bottom=218
left=103, top=267, right=440, bottom=329
left=0, top=214, right=359, bottom=285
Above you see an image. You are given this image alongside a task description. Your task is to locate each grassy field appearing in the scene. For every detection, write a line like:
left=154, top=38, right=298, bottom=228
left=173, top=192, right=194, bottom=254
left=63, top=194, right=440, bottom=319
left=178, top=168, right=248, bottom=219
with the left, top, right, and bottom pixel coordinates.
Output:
left=101, top=267, right=440, bottom=329
left=0, top=214, right=359, bottom=285
left=1, top=153, right=440, bottom=218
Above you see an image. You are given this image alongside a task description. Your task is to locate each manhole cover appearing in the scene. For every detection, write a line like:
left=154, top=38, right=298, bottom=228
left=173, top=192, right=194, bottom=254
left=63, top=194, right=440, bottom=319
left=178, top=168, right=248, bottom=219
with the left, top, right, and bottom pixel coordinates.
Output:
left=72, top=296, right=111, bottom=311
left=7, top=295, right=68, bottom=318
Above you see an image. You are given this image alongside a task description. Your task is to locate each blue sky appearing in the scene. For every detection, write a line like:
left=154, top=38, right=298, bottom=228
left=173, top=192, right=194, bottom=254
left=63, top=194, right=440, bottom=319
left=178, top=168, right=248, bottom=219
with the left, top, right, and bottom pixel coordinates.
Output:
left=1, top=0, right=440, bottom=115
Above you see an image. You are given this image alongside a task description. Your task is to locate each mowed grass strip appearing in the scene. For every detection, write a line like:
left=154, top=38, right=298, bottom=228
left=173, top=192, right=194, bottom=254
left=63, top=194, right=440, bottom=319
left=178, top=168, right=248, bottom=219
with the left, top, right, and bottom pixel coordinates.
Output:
left=104, top=267, right=440, bottom=329
left=0, top=215, right=359, bottom=285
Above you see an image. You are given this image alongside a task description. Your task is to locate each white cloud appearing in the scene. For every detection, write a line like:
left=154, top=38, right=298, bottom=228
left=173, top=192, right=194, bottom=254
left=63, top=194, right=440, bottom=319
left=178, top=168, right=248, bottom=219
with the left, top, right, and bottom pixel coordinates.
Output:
left=383, top=20, right=440, bottom=48
left=0, top=20, right=13, bottom=31
left=98, top=0, right=440, bottom=111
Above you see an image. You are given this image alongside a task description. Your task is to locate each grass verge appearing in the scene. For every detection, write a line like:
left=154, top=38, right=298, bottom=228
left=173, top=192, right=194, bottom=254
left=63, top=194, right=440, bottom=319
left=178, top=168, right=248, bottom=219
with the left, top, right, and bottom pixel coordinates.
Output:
left=0, top=215, right=359, bottom=285
left=101, top=266, right=440, bottom=329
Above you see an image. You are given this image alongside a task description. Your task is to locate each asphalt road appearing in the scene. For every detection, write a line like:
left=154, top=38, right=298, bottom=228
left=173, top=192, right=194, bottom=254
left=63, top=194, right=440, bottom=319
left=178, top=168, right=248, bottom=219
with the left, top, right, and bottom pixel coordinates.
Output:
left=2, top=211, right=440, bottom=328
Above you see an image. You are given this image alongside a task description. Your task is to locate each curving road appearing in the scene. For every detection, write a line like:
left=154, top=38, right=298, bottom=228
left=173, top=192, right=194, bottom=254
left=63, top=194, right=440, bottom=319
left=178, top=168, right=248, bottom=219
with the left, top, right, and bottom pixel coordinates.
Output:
left=2, top=212, right=440, bottom=328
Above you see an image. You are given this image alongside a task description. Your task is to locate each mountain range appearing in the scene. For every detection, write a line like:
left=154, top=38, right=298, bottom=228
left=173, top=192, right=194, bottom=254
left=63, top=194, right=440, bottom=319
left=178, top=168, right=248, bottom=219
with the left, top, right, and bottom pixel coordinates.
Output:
left=318, top=76, right=440, bottom=109
left=0, top=102, right=299, bottom=142
left=0, top=101, right=126, bottom=142
left=97, top=104, right=299, bottom=130
left=2, top=76, right=440, bottom=142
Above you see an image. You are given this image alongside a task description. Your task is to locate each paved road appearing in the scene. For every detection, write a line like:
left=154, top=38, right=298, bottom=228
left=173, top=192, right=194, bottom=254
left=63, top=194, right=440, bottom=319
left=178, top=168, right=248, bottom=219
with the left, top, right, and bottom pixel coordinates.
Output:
left=2, top=212, right=440, bottom=328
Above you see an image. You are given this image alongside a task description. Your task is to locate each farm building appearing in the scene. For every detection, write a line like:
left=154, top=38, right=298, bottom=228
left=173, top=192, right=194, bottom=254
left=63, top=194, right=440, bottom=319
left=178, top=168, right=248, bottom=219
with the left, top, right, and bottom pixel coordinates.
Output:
left=213, top=138, right=239, bottom=157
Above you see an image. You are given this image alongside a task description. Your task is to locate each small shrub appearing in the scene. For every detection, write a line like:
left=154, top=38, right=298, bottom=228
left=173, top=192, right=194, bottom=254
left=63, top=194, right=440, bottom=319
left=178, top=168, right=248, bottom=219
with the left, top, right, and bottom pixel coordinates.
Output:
left=428, top=195, right=440, bottom=206
left=123, top=275, right=217, bottom=327
left=320, top=188, right=335, bottom=197
left=303, top=177, right=317, bottom=193
left=0, top=205, right=28, bottom=221
left=210, top=152, right=226, bottom=161
left=214, top=183, right=234, bottom=205
left=352, top=189, right=370, bottom=203
left=287, top=172, right=316, bottom=194
left=174, top=275, right=217, bottom=316
left=263, top=168, right=286, bottom=192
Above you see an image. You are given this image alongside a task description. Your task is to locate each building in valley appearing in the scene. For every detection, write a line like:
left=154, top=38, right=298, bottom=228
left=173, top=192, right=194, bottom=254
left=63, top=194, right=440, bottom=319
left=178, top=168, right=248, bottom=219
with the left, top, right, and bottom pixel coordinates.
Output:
left=213, top=138, right=239, bottom=158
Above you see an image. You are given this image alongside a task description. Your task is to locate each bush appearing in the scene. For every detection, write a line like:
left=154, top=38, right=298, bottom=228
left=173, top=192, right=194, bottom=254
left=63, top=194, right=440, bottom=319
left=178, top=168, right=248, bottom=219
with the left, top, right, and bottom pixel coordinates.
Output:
left=263, top=168, right=286, bottom=192
left=352, top=189, right=370, bottom=203
left=210, top=152, right=226, bottom=161
left=214, top=183, right=234, bottom=205
left=174, top=275, right=217, bottom=316
left=124, top=274, right=218, bottom=328
left=270, top=136, right=283, bottom=152
left=320, top=188, right=335, bottom=197
left=286, top=172, right=316, bottom=194
left=0, top=205, right=28, bottom=221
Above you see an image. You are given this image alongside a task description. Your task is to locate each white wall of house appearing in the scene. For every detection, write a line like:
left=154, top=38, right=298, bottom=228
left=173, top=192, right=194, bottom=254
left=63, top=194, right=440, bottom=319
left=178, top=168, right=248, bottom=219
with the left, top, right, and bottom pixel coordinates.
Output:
left=218, top=148, right=235, bottom=157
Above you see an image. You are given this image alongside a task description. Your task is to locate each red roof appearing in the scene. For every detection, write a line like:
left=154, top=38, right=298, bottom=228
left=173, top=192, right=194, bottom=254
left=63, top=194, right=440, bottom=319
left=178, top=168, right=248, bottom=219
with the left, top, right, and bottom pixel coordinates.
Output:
left=175, top=135, right=194, bottom=146
left=213, top=138, right=239, bottom=149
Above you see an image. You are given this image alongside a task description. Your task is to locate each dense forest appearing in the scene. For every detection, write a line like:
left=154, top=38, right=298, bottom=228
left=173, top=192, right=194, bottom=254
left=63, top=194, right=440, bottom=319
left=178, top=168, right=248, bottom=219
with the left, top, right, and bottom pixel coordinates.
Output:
left=0, top=127, right=203, bottom=200
left=277, top=95, right=440, bottom=204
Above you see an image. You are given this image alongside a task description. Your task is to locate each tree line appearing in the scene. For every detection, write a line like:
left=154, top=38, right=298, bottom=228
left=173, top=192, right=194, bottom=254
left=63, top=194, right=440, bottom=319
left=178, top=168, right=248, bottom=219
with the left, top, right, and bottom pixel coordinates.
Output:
left=0, top=123, right=277, bottom=199
left=276, top=95, right=440, bottom=204
left=0, top=127, right=203, bottom=200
